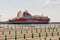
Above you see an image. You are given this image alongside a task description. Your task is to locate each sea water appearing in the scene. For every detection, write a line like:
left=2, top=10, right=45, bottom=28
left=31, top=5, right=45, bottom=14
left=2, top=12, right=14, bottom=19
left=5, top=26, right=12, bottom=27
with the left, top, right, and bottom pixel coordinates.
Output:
left=0, top=24, right=60, bottom=28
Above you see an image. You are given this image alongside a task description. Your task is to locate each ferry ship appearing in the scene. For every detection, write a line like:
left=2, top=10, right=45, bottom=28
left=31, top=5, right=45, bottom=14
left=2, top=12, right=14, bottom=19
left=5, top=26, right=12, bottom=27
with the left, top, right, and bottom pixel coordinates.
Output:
left=8, top=10, right=50, bottom=24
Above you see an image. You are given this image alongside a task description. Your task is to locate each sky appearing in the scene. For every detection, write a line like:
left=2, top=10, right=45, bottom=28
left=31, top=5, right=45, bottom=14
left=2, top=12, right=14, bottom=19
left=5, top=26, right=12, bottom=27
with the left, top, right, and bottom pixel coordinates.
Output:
left=0, top=0, right=60, bottom=22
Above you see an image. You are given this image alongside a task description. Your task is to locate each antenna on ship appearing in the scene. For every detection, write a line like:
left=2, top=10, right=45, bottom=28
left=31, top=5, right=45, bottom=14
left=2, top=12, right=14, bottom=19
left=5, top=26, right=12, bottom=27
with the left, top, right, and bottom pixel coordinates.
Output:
left=41, top=13, right=44, bottom=17
left=24, top=10, right=28, bottom=12
left=0, top=15, right=2, bottom=21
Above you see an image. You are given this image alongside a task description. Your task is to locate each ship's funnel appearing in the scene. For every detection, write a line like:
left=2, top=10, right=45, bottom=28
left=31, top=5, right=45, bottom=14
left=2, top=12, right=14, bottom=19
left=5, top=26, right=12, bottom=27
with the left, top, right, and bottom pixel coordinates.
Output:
left=17, top=10, right=23, bottom=19
left=23, top=10, right=32, bottom=18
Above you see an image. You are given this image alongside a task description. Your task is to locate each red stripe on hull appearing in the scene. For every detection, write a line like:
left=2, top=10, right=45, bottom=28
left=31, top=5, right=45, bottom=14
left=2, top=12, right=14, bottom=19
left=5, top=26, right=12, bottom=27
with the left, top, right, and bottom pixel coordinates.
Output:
left=12, top=18, right=49, bottom=23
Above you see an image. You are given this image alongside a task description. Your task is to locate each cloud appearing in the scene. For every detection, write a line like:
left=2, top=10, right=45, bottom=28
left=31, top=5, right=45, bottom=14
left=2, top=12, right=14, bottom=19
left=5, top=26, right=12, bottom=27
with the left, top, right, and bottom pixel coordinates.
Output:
left=44, top=0, right=60, bottom=6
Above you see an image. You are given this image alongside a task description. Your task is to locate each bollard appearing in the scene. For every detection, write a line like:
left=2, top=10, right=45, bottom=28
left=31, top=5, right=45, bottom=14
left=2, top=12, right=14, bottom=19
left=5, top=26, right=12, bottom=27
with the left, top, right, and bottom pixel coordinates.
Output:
left=46, top=33, right=47, bottom=37
left=15, top=31, right=17, bottom=40
left=32, top=33, right=34, bottom=38
left=39, top=33, right=41, bottom=37
left=5, top=35, right=7, bottom=40
left=24, top=34, right=25, bottom=39
left=2, top=31, right=4, bottom=35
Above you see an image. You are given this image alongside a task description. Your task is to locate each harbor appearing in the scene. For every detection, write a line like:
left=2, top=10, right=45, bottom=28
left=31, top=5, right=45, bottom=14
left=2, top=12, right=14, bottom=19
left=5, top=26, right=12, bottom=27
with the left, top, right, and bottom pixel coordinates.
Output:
left=0, top=0, right=60, bottom=40
left=0, top=10, right=60, bottom=40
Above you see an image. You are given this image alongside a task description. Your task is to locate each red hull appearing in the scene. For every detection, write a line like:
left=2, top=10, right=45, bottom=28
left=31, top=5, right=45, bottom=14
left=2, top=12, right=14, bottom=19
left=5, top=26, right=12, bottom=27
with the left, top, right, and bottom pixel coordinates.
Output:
left=9, top=18, right=50, bottom=24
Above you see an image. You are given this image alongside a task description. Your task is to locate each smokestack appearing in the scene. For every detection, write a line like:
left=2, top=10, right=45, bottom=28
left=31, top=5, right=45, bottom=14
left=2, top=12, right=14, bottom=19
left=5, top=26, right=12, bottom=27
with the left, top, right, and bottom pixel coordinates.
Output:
left=17, top=10, right=23, bottom=19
